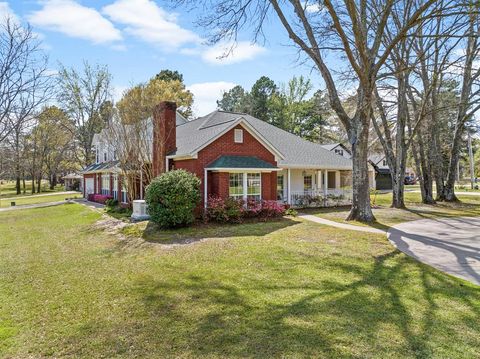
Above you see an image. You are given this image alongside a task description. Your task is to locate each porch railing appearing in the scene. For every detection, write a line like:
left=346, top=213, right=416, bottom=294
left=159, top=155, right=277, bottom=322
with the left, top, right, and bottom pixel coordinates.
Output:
left=289, top=189, right=353, bottom=208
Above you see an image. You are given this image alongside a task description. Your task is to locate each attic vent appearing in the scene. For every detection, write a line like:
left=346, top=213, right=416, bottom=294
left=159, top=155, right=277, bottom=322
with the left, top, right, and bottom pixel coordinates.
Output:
left=234, top=129, right=243, bottom=143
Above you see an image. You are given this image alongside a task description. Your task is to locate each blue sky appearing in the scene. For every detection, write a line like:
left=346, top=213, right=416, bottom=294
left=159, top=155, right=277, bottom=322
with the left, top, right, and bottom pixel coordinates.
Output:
left=1, top=0, right=323, bottom=116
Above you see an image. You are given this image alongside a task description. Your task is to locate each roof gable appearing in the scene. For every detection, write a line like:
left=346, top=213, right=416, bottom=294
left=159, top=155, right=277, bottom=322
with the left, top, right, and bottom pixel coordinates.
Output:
left=174, top=110, right=353, bottom=169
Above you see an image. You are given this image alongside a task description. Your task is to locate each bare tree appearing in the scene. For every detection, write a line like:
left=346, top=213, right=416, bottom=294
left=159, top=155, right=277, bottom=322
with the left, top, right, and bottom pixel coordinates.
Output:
left=174, top=0, right=443, bottom=221
left=373, top=0, right=465, bottom=207
left=105, top=109, right=155, bottom=203
left=0, top=18, right=49, bottom=141
left=0, top=17, right=52, bottom=194
left=442, top=6, right=480, bottom=201
left=57, top=61, right=113, bottom=167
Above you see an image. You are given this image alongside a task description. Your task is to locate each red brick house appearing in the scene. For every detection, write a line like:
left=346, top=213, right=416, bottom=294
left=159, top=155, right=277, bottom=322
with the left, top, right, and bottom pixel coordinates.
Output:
left=82, top=101, right=372, bottom=207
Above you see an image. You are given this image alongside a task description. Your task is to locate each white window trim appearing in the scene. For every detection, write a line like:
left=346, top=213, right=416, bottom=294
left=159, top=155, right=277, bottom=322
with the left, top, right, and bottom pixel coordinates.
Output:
left=234, top=128, right=244, bottom=143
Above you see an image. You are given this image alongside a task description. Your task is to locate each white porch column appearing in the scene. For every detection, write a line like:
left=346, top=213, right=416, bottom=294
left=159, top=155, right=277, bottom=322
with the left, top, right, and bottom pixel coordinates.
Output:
left=287, top=168, right=291, bottom=204
left=324, top=170, right=328, bottom=196
left=204, top=169, right=208, bottom=209
left=317, top=170, right=322, bottom=191
left=335, top=171, right=341, bottom=189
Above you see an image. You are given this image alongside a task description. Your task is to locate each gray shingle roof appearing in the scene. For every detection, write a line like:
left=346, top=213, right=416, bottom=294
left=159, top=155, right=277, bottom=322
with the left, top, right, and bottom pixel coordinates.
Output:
left=175, top=111, right=353, bottom=169
left=82, top=160, right=120, bottom=173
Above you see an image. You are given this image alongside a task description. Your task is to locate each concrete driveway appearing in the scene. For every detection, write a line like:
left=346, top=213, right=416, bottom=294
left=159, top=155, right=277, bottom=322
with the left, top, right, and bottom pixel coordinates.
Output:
left=388, top=217, right=480, bottom=285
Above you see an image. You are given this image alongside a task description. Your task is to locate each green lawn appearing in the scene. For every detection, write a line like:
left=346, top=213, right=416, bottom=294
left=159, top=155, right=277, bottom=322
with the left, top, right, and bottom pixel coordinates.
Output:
left=1, top=204, right=479, bottom=358
left=0, top=180, right=66, bottom=198
left=0, top=193, right=81, bottom=208
left=307, top=192, right=480, bottom=230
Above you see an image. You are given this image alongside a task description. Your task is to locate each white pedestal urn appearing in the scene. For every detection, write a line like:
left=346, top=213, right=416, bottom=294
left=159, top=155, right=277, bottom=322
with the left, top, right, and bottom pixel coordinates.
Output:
left=131, top=200, right=150, bottom=221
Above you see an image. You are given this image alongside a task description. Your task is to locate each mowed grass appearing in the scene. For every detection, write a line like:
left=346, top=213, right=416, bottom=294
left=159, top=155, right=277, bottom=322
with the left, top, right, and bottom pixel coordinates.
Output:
left=0, top=193, right=81, bottom=208
left=0, top=180, right=65, bottom=198
left=308, top=191, right=480, bottom=230
left=1, top=204, right=480, bottom=358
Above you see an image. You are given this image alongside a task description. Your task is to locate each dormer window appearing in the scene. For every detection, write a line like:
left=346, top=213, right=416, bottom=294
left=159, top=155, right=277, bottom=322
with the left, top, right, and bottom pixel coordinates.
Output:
left=334, top=149, right=344, bottom=156
left=234, top=129, right=243, bottom=143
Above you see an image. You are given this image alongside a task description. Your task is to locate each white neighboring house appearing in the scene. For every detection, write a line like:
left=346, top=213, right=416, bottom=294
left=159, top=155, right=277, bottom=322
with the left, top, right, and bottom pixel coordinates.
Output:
left=321, top=143, right=379, bottom=189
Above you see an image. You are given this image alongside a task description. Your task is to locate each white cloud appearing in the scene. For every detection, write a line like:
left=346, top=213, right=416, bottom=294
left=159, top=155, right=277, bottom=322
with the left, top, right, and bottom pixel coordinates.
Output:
left=113, top=85, right=129, bottom=102
left=27, top=0, right=122, bottom=44
left=302, top=1, right=326, bottom=13
left=103, top=0, right=200, bottom=50
left=187, top=81, right=237, bottom=117
left=0, top=2, right=19, bottom=23
left=201, top=41, right=266, bottom=65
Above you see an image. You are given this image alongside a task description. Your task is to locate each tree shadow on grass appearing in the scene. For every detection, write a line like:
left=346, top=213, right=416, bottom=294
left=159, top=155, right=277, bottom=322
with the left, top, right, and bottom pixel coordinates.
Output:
left=140, top=217, right=301, bottom=245
left=116, top=250, right=480, bottom=358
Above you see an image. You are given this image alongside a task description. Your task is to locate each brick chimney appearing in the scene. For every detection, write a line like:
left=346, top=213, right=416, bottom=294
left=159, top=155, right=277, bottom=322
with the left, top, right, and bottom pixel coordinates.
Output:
left=152, top=101, right=177, bottom=177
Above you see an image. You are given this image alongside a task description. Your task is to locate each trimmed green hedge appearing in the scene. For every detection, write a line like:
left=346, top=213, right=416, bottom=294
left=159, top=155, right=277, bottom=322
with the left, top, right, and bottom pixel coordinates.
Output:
left=145, top=170, right=201, bottom=228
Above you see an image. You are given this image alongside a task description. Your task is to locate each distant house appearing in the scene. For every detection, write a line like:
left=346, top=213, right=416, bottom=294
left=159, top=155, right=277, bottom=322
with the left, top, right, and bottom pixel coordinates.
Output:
left=367, top=153, right=393, bottom=190
left=321, top=143, right=391, bottom=190
left=82, top=102, right=376, bottom=207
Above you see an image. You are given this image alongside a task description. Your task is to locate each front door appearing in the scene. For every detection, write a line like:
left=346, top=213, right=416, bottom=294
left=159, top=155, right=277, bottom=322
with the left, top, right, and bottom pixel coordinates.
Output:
left=327, top=172, right=336, bottom=189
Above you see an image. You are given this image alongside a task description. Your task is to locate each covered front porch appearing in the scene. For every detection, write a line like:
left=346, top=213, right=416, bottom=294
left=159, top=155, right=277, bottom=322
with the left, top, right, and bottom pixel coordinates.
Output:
left=277, top=168, right=354, bottom=207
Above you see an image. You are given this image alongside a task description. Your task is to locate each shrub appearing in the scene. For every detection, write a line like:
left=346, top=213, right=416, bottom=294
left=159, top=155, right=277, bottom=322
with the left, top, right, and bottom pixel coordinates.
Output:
left=206, top=195, right=244, bottom=223
left=206, top=197, right=286, bottom=223
left=88, top=194, right=112, bottom=204
left=285, top=208, right=298, bottom=217
left=105, top=198, right=118, bottom=207
left=258, top=200, right=286, bottom=220
left=145, top=169, right=201, bottom=228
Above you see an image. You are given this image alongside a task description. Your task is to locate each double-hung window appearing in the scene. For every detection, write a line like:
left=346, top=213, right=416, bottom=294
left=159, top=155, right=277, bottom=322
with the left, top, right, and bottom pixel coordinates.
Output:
left=112, top=175, right=118, bottom=200
left=247, top=173, right=261, bottom=201
left=229, top=173, right=244, bottom=199
left=121, top=179, right=128, bottom=203
left=277, top=175, right=284, bottom=200
left=303, top=175, right=313, bottom=192
left=229, top=172, right=262, bottom=202
left=101, top=174, right=110, bottom=195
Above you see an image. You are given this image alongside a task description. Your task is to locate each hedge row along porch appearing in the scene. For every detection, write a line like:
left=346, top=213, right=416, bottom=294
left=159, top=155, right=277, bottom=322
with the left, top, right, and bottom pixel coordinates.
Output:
left=82, top=101, right=376, bottom=208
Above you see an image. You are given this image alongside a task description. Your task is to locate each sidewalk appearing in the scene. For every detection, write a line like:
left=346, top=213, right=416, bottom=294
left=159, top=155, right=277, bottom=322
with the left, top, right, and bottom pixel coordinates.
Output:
left=0, top=200, right=71, bottom=212
left=298, top=214, right=386, bottom=234
left=0, top=191, right=80, bottom=201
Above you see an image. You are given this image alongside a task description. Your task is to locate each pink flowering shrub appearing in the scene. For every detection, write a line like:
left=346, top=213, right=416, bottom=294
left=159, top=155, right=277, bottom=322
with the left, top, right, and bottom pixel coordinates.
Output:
left=206, top=196, right=286, bottom=223
left=206, top=195, right=244, bottom=223
left=87, top=194, right=112, bottom=204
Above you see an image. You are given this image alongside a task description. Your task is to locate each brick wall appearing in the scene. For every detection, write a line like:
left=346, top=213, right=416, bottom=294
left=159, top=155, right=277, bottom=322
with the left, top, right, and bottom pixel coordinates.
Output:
left=173, top=124, right=277, bottom=205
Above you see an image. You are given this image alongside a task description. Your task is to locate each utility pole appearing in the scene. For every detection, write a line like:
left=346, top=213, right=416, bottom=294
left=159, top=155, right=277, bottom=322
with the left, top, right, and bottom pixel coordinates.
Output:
left=468, top=132, right=475, bottom=189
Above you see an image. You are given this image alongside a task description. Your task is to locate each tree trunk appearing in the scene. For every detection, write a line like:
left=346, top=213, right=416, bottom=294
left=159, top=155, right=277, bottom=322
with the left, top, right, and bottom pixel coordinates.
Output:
left=417, top=130, right=435, bottom=204
left=391, top=168, right=406, bottom=209
left=22, top=172, right=26, bottom=194
left=49, top=173, right=57, bottom=190
left=391, top=74, right=408, bottom=209
left=346, top=108, right=375, bottom=222
left=36, top=176, right=41, bottom=193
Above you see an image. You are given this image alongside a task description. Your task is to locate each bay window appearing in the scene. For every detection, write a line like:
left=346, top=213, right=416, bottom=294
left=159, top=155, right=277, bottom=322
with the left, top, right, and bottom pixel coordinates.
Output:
left=247, top=173, right=261, bottom=201
left=229, top=173, right=244, bottom=199
left=229, top=172, right=262, bottom=201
